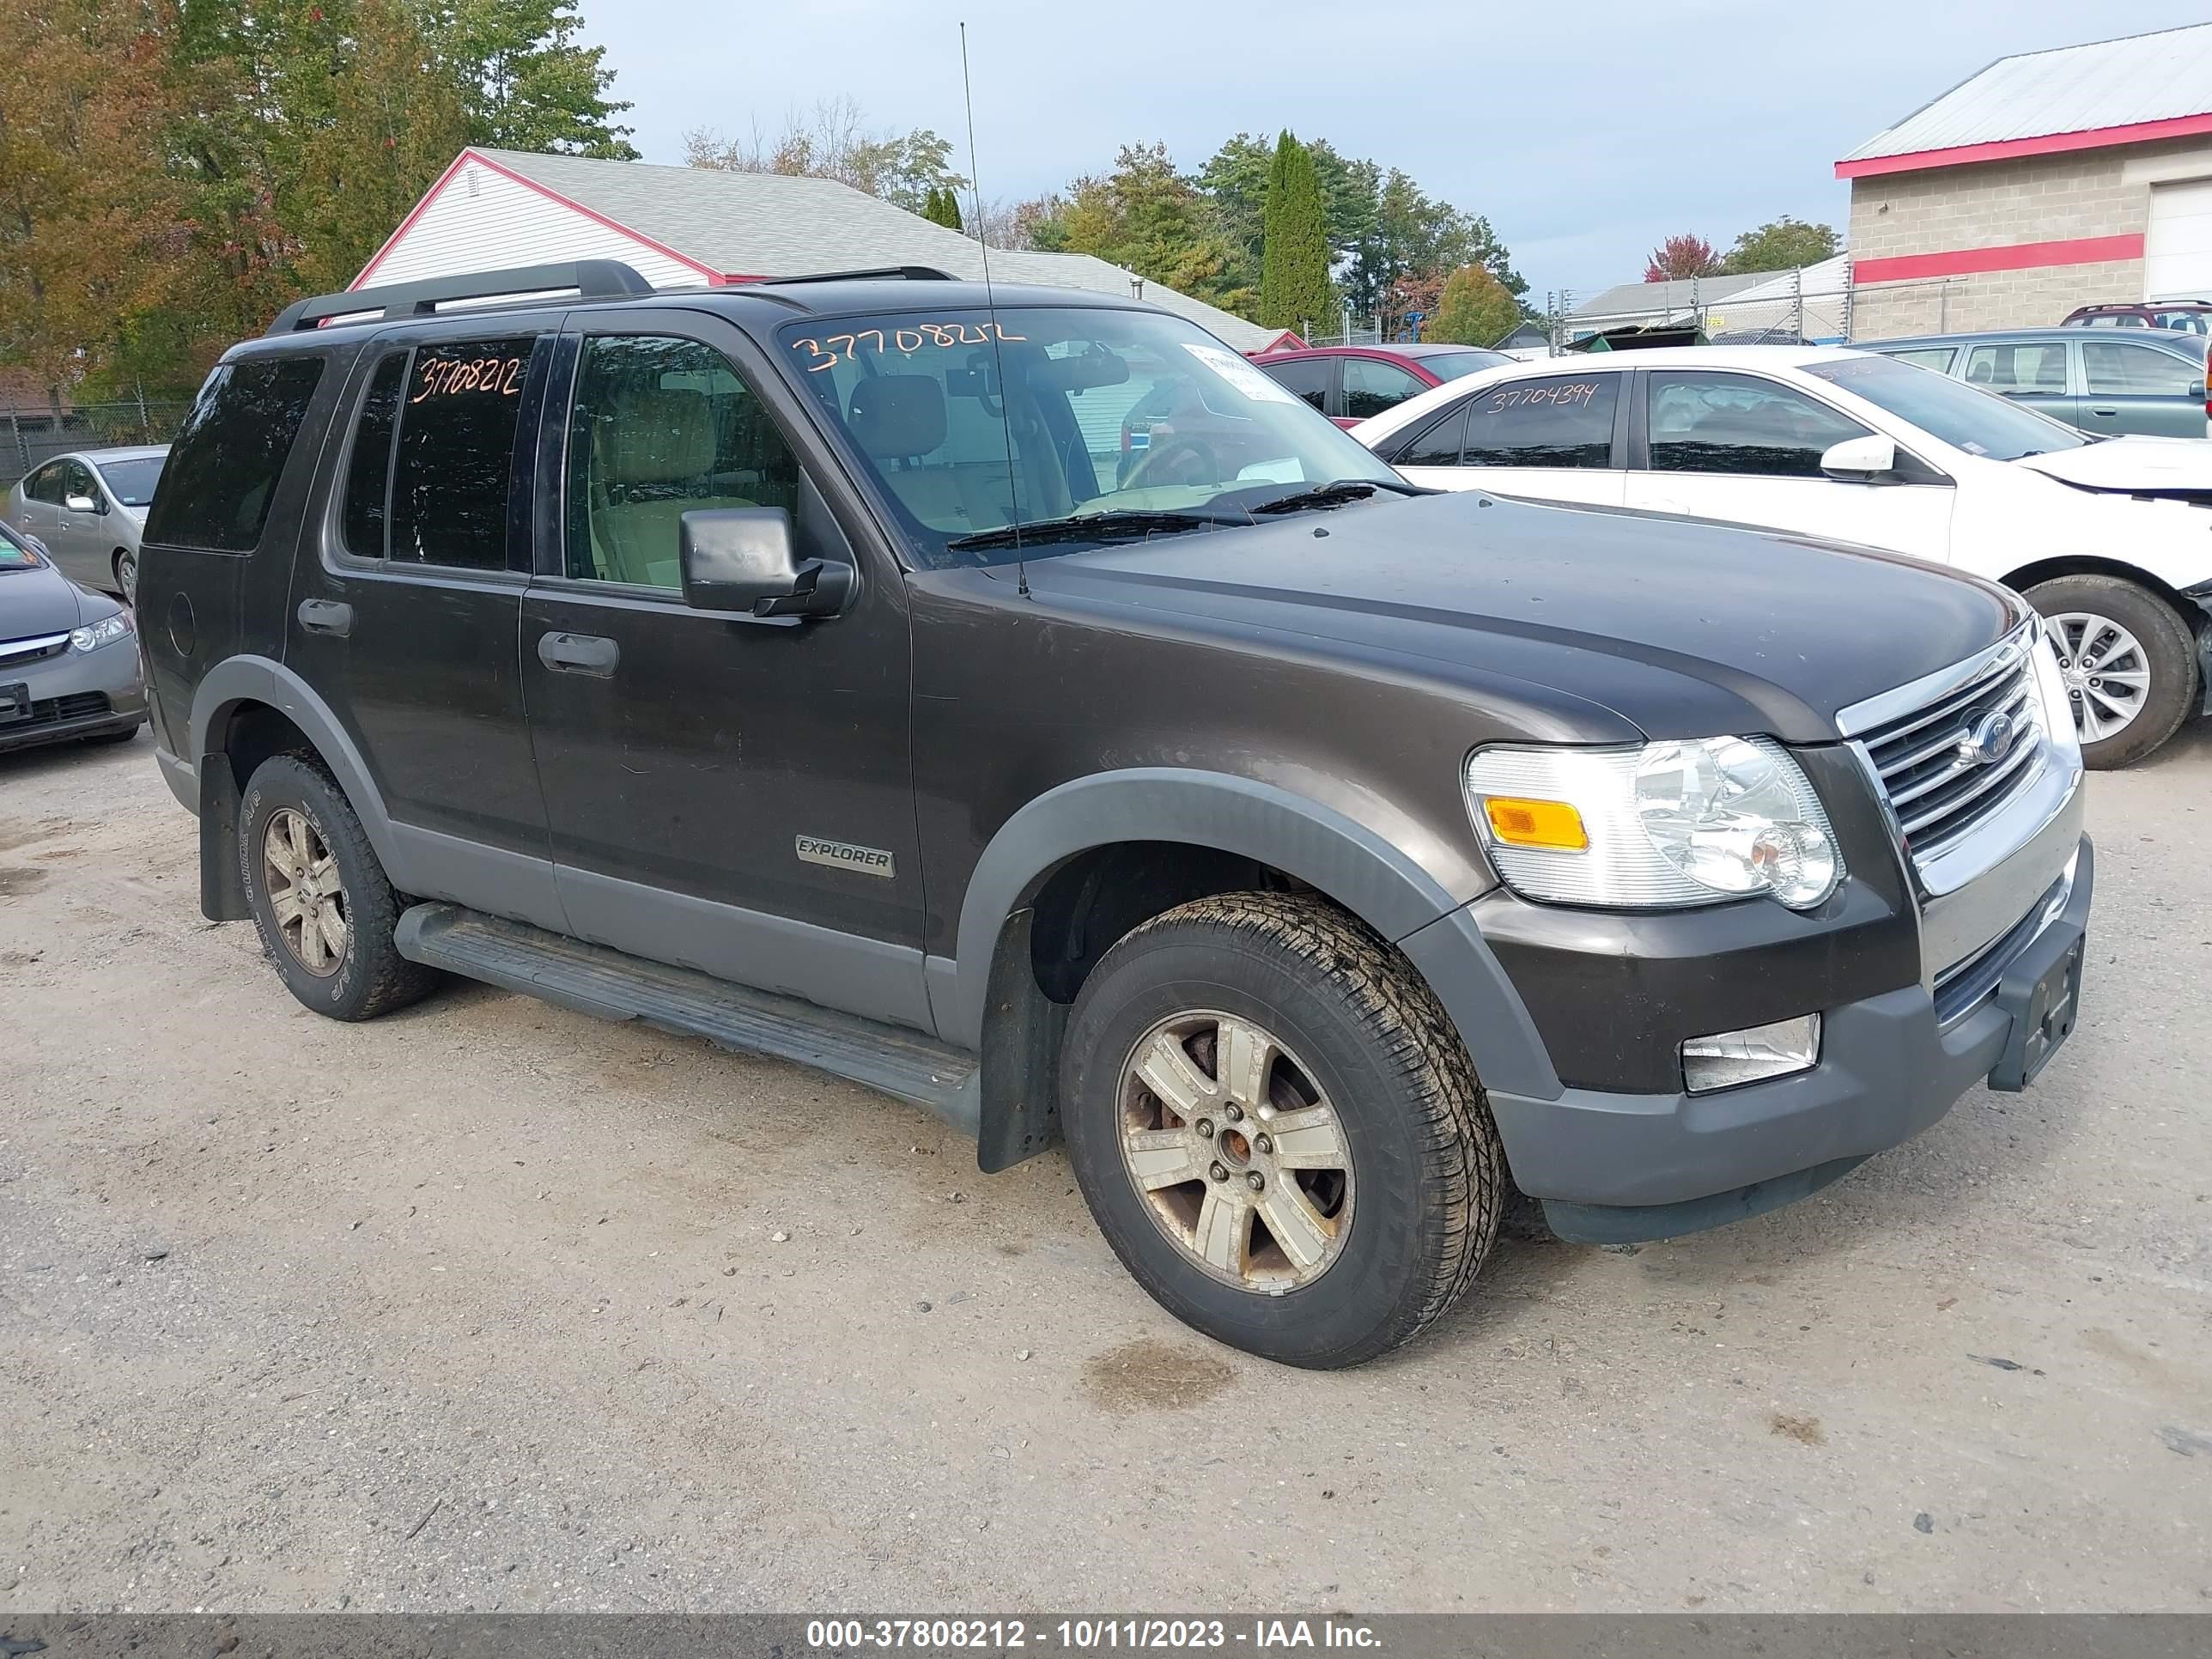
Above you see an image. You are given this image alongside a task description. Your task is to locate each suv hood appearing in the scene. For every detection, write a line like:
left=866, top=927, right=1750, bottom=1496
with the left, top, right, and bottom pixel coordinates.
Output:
left=1029, top=491, right=2021, bottom=743
left=0, top=562, right=93, bottom=641
left=2015, top=436, right=2212, bottom=498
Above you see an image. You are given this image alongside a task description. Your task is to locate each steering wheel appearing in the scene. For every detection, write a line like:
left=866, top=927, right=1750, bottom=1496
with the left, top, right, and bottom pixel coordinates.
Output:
left=1121, top=438, right=1221, bottom=493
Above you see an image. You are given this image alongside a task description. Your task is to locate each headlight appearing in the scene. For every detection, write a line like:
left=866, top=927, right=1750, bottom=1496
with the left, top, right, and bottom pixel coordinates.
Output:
left=1466, top=737, right=1842, bottom=910
left=70, top=612, right=133, bottom=653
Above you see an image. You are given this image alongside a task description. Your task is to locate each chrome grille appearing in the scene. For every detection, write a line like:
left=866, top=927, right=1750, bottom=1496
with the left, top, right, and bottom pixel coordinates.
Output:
left=0, top=630, right=70, bottom=669
left=1859, top=648, right=2042, bottom=864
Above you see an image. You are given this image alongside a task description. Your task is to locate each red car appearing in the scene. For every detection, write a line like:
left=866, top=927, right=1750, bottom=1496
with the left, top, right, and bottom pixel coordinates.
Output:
left=1252, top=343, right=1515, bottom=427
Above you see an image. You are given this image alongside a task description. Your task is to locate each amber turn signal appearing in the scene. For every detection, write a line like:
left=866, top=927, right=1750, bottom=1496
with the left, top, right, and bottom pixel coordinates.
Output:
left=1481, top=796, right=1589, bottom=851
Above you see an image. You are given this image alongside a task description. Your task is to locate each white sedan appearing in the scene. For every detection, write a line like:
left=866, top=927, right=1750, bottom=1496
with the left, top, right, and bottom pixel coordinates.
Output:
left=1353, top=345, right=2212, bottom=768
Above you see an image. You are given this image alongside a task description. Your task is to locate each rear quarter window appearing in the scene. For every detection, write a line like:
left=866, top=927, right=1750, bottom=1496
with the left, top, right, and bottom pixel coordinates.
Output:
left=145, top=355, right=326, bottom=551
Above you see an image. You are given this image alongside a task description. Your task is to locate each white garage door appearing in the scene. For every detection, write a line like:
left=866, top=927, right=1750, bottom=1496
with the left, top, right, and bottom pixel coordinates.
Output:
left=2146, top=178, right=2212, bottom=301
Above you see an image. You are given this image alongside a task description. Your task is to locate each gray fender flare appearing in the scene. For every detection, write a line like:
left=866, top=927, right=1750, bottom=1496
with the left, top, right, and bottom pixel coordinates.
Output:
left=188, top=655, right=404, bottom=875
left=946, top=769, right=1562, bottom=1102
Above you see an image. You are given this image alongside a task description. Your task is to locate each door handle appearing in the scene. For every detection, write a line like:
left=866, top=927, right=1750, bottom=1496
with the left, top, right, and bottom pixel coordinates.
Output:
left=537, top=631, right=619, bottom=676
left=296, top=598, right=353, bottom=637
left=2090, top=406, right=2119, bottom=416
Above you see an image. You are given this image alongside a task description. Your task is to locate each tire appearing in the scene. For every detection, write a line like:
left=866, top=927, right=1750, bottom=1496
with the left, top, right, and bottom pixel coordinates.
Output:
left=2023, top=574, right=2199, bottom=769
left=239, top=753, right=439, bottom=1021
left=83, top=723, right=140, bottom=745
left=1059, top=891, right=1503, bottom=1369
left=113, top=547, right=137, bottom=606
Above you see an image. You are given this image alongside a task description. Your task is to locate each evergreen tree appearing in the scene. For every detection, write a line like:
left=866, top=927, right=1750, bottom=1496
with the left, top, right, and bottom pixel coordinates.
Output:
left=1259, top=130, right=1333, bottom=333
left=921, top=185, right=963, bottom=231
left=417, top=0, right=636, bottom=158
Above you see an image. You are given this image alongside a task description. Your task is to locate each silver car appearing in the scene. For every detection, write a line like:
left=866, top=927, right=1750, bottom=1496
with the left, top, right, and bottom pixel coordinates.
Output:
left=0, top=518, right=147, bottom=755
left=3, top=445, right=169, bottom=605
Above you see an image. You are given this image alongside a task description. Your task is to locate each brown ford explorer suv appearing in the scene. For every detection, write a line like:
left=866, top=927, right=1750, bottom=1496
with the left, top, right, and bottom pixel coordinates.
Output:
left=137, top=262, right=2092, bottom=1367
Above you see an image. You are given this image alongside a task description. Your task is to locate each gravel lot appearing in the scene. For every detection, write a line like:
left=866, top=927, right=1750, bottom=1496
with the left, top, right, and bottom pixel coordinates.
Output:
left=1, top=726, right=2208, bottom=1613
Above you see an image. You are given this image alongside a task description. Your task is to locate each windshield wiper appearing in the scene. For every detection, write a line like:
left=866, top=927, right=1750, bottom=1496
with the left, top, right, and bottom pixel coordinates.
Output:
left=945, top=509, right=1247, bottom=553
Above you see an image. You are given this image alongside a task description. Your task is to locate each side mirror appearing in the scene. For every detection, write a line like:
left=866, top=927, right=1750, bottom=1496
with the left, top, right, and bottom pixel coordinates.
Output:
left=1820, top=434, right=1898, bottom=482
left=64, top=493, right=99, bottom=514
left=679, top=507, right=853, bottom=619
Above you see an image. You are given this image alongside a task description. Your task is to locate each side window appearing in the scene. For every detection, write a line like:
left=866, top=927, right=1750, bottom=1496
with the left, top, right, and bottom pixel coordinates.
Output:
left=340, top=351, right=409, bottom=559
left=387, top=335, right=536, bottom=570
left=62, top=460, right=98, bottom=505
left=1962, top=342, right=2068, bottom=395
left=1882, top=347, right=1958, bottom=372
left=566, top=335, right=801, bottom=589
left=1258, top=357, right=1332, bottom=412
left=1462, top=376, right=1618, bottom=469
left=143, top=355, right=326, bottom=551
left=1645, top=372, right=1869, bottom=478
left=24, top=462, right=65, bottom=503
left=1389, top=402, right=1471, bottom=468
left=1340, top=357, right=1425, bottom=420
left=2082, top=341, right=2201, bottom=398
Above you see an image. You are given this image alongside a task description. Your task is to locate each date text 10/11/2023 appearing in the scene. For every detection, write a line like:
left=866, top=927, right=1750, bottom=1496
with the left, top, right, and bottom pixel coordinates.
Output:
left=802, top=1620, right=1383, bottom=1650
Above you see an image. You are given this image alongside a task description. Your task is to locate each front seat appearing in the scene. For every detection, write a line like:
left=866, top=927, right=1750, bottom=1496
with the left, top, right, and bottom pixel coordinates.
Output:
left=848, top=375, right=967, bottom=529
left=587, top=383, right=750, bottom=589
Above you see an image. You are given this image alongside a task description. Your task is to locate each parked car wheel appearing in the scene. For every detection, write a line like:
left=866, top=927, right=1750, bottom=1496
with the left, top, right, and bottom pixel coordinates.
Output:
left=1060, top=891, right=1502, bottom=1368
left=2022, top=575, right=2200, bottom=768
left=113, top=547, right=137, bottom=606
left=240, top=753, right=440, bottom=1021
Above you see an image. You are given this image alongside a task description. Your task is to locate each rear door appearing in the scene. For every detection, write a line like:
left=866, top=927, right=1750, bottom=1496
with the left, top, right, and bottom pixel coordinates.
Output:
left=1256, top=356, right=1337, bottom=421
left=1338, top=356, right=1430, bottom=428
left=2076, top=337, right=2209, bottom=437
left=1389, top=372, right=1628, bottom=507
left=283, top=326, right=560, bottom=927
left=1959, top=338, right=2078, bottom=427
left=1621, top=367, right=1954, bottom=562
left=518, top=311, right=928, bottom=1030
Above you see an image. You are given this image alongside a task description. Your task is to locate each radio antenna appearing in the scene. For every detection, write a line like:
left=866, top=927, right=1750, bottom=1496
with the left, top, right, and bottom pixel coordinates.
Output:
left=960, top=21, right=1028, bottom=599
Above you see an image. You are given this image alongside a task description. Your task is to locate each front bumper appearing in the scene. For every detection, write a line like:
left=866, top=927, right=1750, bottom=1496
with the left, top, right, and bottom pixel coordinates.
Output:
left=0, top=640, right=146, bottom=753
left=1485, top=836, right=2093, bottom=1243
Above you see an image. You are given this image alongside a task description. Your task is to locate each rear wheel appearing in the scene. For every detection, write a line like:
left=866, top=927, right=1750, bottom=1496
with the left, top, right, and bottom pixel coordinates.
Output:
left=240, top=754, right=439, bottom=1021
left=1060, top=892, right=1502, bottom=1369
left=2023, top=575, right=2198, bottom=769
left=112, top=547, right=137, bottom=606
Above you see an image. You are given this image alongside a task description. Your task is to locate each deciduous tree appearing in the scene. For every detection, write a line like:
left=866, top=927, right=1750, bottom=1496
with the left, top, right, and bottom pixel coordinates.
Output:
left=1423, top=264, right=1521, bottom=347
left=418, top=0, right=635, bottom=158
left=1723, top=216, right=1839, bottom=274
left=1644, top=234, right=1723, bottom=281
left=683, top=98, right=964, bottom=213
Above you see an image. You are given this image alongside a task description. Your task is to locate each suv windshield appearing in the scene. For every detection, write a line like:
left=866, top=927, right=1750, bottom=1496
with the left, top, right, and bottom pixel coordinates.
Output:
left=1806, top=355, right=2093, bottom=461
left=782, top=307, right=1401, bottom=568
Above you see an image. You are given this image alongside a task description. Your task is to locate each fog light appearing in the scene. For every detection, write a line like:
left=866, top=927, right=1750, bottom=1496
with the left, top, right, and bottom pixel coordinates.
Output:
left=1681, top=1014, right=1820, bottom=1094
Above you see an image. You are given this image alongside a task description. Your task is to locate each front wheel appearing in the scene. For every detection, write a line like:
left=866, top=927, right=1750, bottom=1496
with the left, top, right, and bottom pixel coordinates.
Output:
left=1060, top=892, right=1503, bottom=1369
left=2024, top=574, right=2199, bottom=769
left=113, top=547, right=137, bottom=606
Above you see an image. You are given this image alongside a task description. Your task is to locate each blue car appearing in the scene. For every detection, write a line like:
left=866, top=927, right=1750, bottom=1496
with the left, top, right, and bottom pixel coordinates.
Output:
left=1857, top=326, right=2209, bottom=441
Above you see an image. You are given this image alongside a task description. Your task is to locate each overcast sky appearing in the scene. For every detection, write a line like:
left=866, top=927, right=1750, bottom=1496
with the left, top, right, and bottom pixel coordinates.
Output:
left=579, top=3, right=2210, bottom=302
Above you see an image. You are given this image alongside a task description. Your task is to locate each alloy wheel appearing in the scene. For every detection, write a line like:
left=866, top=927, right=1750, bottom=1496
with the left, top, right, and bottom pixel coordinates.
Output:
left=262, top=807, right=349, bottom=977
left=1115, top=1009, right=1354, bottom=1292
left=2045, top=611, right=2149, bottom=744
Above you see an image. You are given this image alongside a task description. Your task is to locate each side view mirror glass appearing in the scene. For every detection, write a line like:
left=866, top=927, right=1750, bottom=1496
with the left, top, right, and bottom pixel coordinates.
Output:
left=1820, top=434, right=1897, bottom=481
left=679, top=507, right=853, bottom=619
left=64, top=493, right=99, bottom=514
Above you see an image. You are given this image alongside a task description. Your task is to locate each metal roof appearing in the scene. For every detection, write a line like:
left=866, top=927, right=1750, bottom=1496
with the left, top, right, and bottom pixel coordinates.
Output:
left=1842, top=23, right=2212, bottom=167
left=1567, top=274, right=1766, bottom=321
left=469, top=150, right=1273, bottom=350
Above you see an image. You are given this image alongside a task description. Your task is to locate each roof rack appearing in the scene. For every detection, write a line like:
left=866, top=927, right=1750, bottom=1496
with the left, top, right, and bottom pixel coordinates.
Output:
left=758, top=266, right=959, bottom=286
left=265, top=260, right=656, bottom=336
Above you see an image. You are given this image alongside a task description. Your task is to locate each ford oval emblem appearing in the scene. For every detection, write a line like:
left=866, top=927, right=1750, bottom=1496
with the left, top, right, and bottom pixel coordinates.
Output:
left=1959, top=709, right=2019, bottom=768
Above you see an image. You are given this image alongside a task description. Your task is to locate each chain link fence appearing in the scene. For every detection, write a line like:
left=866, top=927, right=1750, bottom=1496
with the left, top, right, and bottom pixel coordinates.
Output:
left=2, top=400, right=190, bottom=491
left=1539, top=264, right=1850, bottom=354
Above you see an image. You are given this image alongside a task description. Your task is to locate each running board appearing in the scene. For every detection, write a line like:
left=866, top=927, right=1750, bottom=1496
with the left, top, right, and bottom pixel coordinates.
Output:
left=393, top=903, right=979, bottom=1133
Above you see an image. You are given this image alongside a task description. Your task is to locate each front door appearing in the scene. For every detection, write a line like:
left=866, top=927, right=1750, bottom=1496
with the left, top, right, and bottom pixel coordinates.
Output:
left=520, top=317, right=927, bottom=1030
left=2076, top=337, right=2208, bottom=437
left=1389, top=371, right=1628, bottom=507
left=41, top=459, right=108, bottom=589
left=283, top=328, right=558, bottom=927
left=1621, top=368, right=1955, bottom=563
